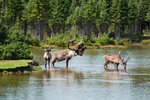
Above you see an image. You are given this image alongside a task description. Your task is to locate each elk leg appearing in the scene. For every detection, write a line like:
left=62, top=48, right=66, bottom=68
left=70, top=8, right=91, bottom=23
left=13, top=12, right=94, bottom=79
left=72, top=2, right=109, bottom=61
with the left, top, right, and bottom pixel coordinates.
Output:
left=124, top=66, right=126, bottom=70
left=114, top=63, right=118, bottom=70
left=104, top=61, right=109, bottom=68
left=48, top=60, right=50, bottom=69
left=104, top=63, right=106, bottom=68
left=45, top=58, right=47, bottom=69
left=51, top=60, right=56, bottom=68
left=66, top=58, right=70, bottom=68
left=47, top=57, right=51, bottom=69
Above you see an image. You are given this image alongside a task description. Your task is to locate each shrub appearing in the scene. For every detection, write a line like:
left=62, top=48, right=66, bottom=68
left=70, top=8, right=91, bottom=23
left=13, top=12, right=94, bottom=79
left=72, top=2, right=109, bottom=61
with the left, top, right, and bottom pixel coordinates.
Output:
left=129, top=34, right=142, bottom=43
left=46, top=33, right=81, bottom=47
left=0, top=42, right=33, bottom=60
left=94, top=35, right=116, bottom=45
left=108, top=32, right=115, bottom=38
left=117, top=40, right=124, bottom=45
left=24, top=35, right=40, bottom=46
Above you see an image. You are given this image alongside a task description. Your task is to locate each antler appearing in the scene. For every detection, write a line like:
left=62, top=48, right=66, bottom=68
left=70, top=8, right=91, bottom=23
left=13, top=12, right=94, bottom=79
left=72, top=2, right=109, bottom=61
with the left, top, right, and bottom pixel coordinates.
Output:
left=76, top=40, right=84, bottom=49
left=118, top=51, right=122, bottom=59
left=68, top=39, right=75, bottom=44
left=68, top=40, right=76, bottom=51
left=125, top=56, right=131, bottom=63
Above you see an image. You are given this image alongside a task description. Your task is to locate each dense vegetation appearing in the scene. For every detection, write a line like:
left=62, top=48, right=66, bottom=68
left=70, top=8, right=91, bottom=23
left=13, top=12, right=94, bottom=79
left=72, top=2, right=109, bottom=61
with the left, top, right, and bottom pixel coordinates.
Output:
left=0, top=0, right=150, bottom=59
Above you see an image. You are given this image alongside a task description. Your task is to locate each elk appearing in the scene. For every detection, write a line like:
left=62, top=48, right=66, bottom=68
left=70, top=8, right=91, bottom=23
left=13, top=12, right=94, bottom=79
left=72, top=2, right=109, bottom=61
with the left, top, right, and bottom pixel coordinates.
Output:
left=103, top=53, right=130, bottom=70
left=43, top=48, right=52, bottom=69
left=50, top=40, right=86, bottom=68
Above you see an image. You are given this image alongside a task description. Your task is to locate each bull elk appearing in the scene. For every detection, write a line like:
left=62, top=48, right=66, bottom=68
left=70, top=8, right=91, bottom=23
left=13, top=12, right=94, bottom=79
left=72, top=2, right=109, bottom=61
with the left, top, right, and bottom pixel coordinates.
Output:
left=103, top=52, right=130, bottom=70
left=50, top=40, right=86, bottom=68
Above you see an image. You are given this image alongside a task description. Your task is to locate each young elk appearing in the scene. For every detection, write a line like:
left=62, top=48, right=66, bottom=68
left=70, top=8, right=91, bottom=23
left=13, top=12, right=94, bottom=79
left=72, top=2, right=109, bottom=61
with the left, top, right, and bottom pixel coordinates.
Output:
left=43, top=48, right=51, bottom=69
left=103, top=53, right=130, bottom=70
left=50, top=40, right=86, bottom=68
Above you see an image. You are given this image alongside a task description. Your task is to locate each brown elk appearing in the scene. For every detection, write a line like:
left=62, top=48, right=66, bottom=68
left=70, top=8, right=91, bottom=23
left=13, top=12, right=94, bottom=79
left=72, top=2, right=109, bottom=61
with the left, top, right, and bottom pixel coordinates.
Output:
left=103, top=53, right=130, bottom=70
left=50, top=40, right=86, bottom=68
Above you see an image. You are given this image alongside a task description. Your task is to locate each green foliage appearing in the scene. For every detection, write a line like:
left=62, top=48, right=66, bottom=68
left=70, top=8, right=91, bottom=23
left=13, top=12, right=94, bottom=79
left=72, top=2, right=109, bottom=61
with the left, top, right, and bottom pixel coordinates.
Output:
left=129, top=34, right=142, bottom=42
left=128, top=0, right=138, bottom=23
left=110, top=0, right=121, bottom=23
left=24, top=35, right=40, bottom=46
left=116, top=39, right=130, bottom=45
left=22, top=0, right=44, bottom=21
left=96, top=0, right=110, bottom=26
left=94, top=35, right=116, bottom=45
left=0, top=42, right=33, bottom=60
left=1, top=0, right=150, bottom=47
left=108, top=32, right=115, bottom=38
left=46, top=33, right=80, bottom=47
left=146, top=2, right=150, bottom=21
left=142, top=39, right=150, bottom=44
left=0, top=24, right=8, bottom=44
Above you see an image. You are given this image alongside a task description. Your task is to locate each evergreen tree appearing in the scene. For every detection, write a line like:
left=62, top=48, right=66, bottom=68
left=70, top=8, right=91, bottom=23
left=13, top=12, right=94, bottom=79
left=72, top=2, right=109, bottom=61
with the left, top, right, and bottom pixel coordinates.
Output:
left=96, top=0, right=110, bottom=36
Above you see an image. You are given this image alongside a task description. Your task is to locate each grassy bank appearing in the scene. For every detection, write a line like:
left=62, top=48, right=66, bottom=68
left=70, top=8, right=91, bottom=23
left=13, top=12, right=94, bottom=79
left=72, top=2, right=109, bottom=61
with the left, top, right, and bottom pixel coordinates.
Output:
left=0, top=60, right=42, bottom=73
left=0, top=60, right=31, bottom=69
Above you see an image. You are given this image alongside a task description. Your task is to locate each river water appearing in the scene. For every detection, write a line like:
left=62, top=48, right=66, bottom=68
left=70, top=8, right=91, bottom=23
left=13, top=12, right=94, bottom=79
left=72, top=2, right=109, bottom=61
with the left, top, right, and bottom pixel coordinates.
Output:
left=0, top=46, right=150, bottom=100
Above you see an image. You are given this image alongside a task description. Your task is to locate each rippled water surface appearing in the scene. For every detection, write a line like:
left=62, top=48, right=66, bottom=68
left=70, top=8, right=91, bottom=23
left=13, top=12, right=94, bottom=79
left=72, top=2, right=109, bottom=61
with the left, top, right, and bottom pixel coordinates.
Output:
left=0, top=46, right=150, bottom=100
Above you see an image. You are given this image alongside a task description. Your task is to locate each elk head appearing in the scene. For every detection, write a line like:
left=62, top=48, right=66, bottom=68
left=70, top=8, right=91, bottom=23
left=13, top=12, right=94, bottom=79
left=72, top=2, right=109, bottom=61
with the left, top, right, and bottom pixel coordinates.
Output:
left=119, top=53, right=131, bottom=69
left=68, top=40, right=86, bottom=56
left=45, top=48, right=51, bottom=52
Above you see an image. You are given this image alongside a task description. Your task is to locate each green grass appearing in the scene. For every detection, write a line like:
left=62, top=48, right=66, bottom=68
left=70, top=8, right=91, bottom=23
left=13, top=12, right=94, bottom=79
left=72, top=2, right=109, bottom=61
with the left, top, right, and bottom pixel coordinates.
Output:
left=0, top=60, right=32, bottom=69
left=142, top=39, right=150, bottom=44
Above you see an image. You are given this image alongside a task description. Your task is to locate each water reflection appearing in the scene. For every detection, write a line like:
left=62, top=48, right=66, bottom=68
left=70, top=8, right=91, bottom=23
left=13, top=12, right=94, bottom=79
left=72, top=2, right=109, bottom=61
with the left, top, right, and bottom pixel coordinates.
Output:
left=103, top=69, right=126, bottom=80
left=31, top=68, right=85, bottom=86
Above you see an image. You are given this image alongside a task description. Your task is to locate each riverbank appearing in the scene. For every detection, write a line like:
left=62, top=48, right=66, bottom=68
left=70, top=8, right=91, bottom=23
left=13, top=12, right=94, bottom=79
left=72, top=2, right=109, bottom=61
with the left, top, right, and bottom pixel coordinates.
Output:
left=41, top=38, right=150, bottom=49
left=0, top=60, right=42, bottom=73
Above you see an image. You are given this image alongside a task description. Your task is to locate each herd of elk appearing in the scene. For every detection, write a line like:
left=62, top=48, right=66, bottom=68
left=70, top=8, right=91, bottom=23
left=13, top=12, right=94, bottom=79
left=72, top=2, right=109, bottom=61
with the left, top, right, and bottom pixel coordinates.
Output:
left=43, top=40, right=130, bottom=70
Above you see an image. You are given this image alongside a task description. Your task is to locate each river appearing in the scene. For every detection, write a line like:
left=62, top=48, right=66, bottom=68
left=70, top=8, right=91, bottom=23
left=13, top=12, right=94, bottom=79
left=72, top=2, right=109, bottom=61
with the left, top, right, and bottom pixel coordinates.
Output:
left=0, top=46, right=150, bottom=100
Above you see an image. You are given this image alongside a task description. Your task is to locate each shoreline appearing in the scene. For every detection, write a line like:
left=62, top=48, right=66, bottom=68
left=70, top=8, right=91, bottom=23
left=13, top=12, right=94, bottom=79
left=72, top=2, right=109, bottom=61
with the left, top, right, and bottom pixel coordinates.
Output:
left=0, top=60, right=42, bottom=74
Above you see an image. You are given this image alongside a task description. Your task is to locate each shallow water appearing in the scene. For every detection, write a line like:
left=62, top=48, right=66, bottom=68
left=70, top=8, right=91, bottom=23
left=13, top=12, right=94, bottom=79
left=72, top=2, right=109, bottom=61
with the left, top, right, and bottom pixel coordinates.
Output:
left=0, top=46, right=150, bottom=100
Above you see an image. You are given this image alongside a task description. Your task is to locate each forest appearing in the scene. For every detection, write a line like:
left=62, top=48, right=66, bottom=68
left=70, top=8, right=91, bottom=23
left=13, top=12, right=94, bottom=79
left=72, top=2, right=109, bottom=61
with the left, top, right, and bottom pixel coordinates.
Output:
left=0, top=0, right=150, bottom=59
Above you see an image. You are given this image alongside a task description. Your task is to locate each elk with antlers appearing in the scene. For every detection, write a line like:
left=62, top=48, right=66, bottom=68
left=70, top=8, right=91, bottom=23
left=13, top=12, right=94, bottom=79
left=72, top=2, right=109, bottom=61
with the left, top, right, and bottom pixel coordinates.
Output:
left=50, top=40, right=86, bottom=68
left=103, top=52, right=130, bottom=70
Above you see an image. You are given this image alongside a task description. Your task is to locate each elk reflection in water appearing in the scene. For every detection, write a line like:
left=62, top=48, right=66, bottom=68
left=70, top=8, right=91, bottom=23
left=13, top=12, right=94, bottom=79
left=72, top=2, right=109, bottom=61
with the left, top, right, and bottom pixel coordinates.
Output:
left=40, top=68, right=84, bottom=85
left=102, top=68, right=127, bottom=81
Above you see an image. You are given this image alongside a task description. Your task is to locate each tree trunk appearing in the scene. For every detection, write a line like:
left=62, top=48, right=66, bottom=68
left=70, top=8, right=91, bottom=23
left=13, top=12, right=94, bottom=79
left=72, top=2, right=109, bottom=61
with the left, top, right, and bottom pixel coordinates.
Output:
left=23, top=20, right=28, bottom=36
left=85, top=20, right=92, bottom=40
left=134, top=18, right=143, bottom=35
left=60, top=23, right=65, bottom=34
left=39, top=20, right=44, bottom=41
left=115, top=23, right=121, bottom=40
left=76, top=20, right=83, bottom=35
